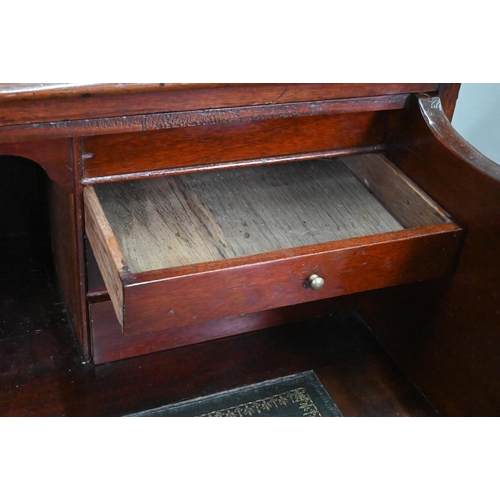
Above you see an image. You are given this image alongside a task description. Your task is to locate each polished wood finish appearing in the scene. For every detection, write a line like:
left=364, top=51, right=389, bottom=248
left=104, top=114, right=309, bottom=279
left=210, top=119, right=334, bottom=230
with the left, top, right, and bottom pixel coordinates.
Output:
left=0, top=83, right=439, bottom=101
left=82, top=111, right=389, bottom=179
left=0, top=287, right=439, bottom=416
left=121, top=224, right=461, bottom=336
left=48, top=182, right=88, bottom=354
left=0, top=138, right=73, bottom=191
left=81, top=146, right=386, bottom=186
left=316, top=353, right=439, bottom=417
left=1, top=83, right=498, bottom=416
left=0, top=83, right=438, bottom=128
left=84, top=154, right=462, bottom=341
left=90, top=295, right=355, bottom=364
left=0, top=95, right=408, bottom=144
left=438, top=83, right=461, bottom=121
left=358, top=94, right=500, bottom=416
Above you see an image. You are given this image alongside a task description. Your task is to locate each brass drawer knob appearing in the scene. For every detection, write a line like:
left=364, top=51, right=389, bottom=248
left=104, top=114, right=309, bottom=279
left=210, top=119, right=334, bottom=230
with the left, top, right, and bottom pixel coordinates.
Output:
left=308, top=274, right=325, bottom=290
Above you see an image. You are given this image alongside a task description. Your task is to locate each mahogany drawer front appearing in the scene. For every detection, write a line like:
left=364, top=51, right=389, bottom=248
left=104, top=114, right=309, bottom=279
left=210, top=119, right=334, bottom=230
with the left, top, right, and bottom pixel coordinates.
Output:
left=81, top=111, right=388, bottom=179
left=120, top=229, right=460, bottom=336
left=84, top=154, right=463, bottom=338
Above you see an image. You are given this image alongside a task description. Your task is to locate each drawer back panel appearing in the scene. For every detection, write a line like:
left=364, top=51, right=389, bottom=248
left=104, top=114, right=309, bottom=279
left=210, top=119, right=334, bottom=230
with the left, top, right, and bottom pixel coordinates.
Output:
left=81, top=111, right=389, bottom=179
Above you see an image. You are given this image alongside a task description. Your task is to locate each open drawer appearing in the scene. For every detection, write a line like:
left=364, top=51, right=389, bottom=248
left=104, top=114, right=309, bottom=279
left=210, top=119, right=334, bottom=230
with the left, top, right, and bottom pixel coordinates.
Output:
left=84, top=153, right=463, bottom=337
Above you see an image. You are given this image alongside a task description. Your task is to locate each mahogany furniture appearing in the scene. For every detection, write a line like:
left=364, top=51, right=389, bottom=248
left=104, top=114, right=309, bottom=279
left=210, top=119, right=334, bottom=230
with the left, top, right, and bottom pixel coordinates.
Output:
left=0, top=83, right=498, bottom=416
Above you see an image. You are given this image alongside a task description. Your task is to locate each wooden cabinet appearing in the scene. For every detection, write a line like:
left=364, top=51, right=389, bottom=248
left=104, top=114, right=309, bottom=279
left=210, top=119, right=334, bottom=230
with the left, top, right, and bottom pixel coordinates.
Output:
left=1, top=83, right=500, bottom=416
left=84, top=154, right=461, bottom=341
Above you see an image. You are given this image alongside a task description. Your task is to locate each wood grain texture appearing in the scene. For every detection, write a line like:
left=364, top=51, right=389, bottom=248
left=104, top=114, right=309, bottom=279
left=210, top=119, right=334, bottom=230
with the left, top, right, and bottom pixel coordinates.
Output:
left=315, top=352, right=440, bottom=417
left=438, top=84, right=461, bottom=121
left=341, top=153, right=451, bottom=227
left=90, top=295, right=355, bottom=364
left=0, top=83, right=439, bottom=101
left=71, top=138, right=92, bottom=360
left=80, top=146, right=385, bottom=186
left=420, top=96, right=500, bottom=181
left=358, top=94, right=500, bottom=416
left=85, top=236, right=113, bottom=296
left=0, top=84, right=438, bottom=128
left=85, top=154, right=462, bottom=337
left=83, top=186, right=127, bottom=327
left=0, top=95, right=408, bottom=144
left=81, top=112, right=390, bottom=178
left=121, top=225, right=461, bottom=336
left=94, top=160, right=403, bottom=273
left=48, top=182, right=85, bottom=349
left=0, top=307, right=438, bottom=416
left=0, top=138, right=73, bottom=191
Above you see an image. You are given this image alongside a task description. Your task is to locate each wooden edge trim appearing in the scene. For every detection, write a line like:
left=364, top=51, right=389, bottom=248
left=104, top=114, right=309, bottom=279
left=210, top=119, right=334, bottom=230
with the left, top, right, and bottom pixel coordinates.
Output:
left=83, top=185, right=127, bottom=327
left=123, top=222, right=463, bottom=286
left=0, top=94, right=408, bottom=144
left=341, top=152, right=453, bottom=227
left=0, top=83, right=234, bottom=100
left=80, top=145, right=386, bottom=185
left=418, top=94, right=500, bottom=182
left=438, top=84, right=461, bottom=121
left=86, top=290, right=110, bottom=302
left=0, top=83, right=438, bottom=101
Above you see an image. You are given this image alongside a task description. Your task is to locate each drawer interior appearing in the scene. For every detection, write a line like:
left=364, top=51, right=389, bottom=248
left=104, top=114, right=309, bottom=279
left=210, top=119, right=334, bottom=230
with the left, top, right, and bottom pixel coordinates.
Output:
left=90, top=154, right=448, bottom=273
left=94, top=159, right=404, bottom=273
left=84, top=153, right=462, bottom=337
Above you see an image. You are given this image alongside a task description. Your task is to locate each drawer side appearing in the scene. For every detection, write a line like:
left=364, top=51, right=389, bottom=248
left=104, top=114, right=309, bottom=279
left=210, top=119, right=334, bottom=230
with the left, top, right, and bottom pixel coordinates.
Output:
left=84, top=186, right=126, bottom=327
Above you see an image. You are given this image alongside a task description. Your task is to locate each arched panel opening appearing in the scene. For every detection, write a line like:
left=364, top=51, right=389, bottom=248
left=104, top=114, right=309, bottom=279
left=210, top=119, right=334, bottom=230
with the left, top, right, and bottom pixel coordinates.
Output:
left=0, top=155, right=71, bottom=340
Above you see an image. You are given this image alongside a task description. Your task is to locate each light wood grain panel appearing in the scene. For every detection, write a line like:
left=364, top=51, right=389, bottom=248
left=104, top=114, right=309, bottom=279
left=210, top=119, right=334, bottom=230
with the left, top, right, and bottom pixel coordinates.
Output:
left=94, top=159, right=404, bottom=273
left=341, top=153, right=450, bottom=227
left=83, top=186, right=126, bottom=327
left=187, top=160, right=404, bottom=253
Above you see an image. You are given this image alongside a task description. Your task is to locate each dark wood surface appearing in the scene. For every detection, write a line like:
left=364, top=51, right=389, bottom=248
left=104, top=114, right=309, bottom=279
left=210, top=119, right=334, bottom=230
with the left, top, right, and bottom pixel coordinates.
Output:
left=358, top=94, right=500, bottom=416
left=0, top=311, right=440, bottom=417
left=90, top=295, right=356, bottom=364
left=0, top=157, right=59, bottom=340
left=0, top=187, right=438, bottom=417
left=49, top=181, right=89, bottom=358
left=0, top=241, right=439, bottom=417
left=1, top=83, right=498, bottom=416
left=0, top=138, right=73, bottom=191
left=0, top=233, right=67, bottom=341
left=81, top=111, right=390, bottom=179
left=0, top=83, right=439, bottom=101
left=0, top=148, right=436, bottom=416
left=81, top=146, right=386, bottom=186
left=438, top=83, right=461, bottom=121
left=85, top=153, right=462, bottom=340
left=0, top=84, right=439, bottom=129
left=118, top=225, right=460, bottom=338
left=0, top=95, right=408, bottom=144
